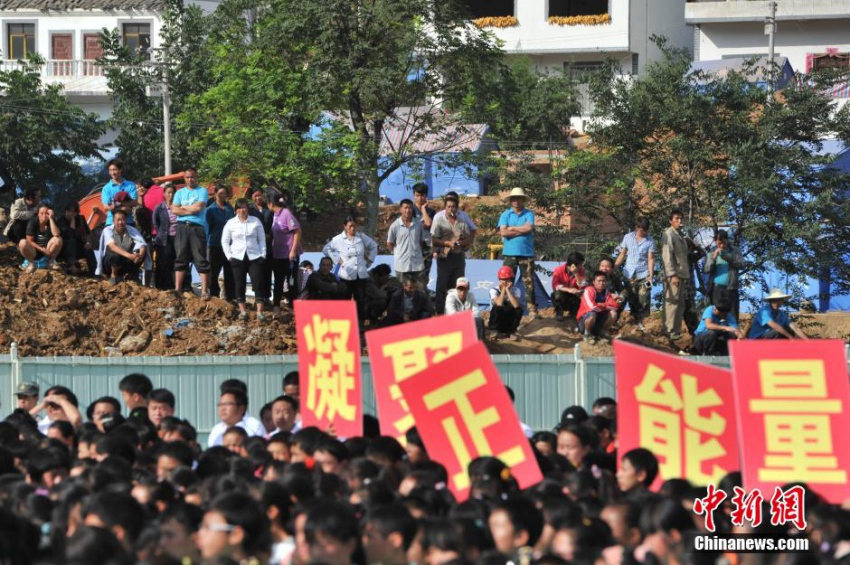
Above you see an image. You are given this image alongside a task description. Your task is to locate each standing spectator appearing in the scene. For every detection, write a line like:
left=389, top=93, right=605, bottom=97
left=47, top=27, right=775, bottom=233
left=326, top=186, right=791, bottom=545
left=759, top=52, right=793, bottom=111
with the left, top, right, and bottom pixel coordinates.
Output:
left=119, top=373, right=153, bottom=422
left=703, top=229, right=744, bottom=321
left=30, top=385, right=82, bottom=433
left=101, top=159, right=137, bottom=227
left=387, top=198, right=430, bottom=281
left=269, top=194, right=302, bottom=312
left=101, top=209, right=147, bottom=285
left=3, top=187, right=39, bottom=243
left=748, top=289, right=809, bottom=340
left=305, top=256, right=349, bottom=300
left=488, top=265, right=523, bottom=340
left=140, top=179, right=164, bottom=220
left=221, top=198, right=268, bottom=320
left=661, top=209, right=690, bottom=340
left=411, top=182, right=436, bottom=288
left=57, top=201, right=94, bottom=276
left=576, top=271, right=620, bottom=344
left=205, top=184, right=236, bottom=301
left=430, top=194, right=471, bottom=314
left=207, top=390, right=264, bottom=447
left=615, top=217, right=655, bottom=331
left=153, top=183, right=178, bottom=290
left=19, top=204, right=63, bottom=272
left=551, top=251, right=586, bottom=329
left=322, top=216, right=377, bottom=321
left=432, top=190, right=477, bottom=240
left=15, top=382, right=39, bottom=412
left=133, top=181, right=154, bottom=239
left=385, top=275, right=433, bottom=326
left=148, top=389, right=176, bottom=428
left=498, top=187, right=537, bottom=318
left=445, top=277, right=485, bottom=340
left=691, top=297, right=742, bottom=355
left=171, top=168, right=211, bottom=299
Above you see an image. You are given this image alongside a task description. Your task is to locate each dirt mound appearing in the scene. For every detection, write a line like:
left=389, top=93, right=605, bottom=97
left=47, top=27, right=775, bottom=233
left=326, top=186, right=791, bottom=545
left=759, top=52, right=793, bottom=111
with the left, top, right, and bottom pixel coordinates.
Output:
left=0, top=244, right=298, bottom=357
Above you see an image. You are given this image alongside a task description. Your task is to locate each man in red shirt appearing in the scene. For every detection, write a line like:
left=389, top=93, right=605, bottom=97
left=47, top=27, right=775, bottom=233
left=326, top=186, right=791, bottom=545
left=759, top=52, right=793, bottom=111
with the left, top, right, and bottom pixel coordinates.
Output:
left=551, top=251, right=586, bottom=331
left=576, top=271, right=620, bottom=344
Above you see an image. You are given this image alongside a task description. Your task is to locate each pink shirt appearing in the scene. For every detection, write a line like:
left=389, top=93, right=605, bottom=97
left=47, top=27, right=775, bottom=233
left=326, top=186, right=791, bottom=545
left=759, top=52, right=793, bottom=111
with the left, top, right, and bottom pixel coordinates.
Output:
left=271, top=208, right=302, bottom=259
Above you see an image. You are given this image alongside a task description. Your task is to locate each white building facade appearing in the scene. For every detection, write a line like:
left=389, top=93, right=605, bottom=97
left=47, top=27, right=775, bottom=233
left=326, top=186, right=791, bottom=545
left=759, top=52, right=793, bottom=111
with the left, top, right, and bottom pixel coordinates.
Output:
left=468, top=0, right=693, bottom=129
left=0, top=0, right=167, bottom=128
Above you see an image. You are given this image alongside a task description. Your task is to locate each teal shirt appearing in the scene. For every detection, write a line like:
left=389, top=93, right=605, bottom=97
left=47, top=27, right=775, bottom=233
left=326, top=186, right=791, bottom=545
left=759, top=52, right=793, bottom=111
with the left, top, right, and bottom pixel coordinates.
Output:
left=498, top=208, right=535, bottom=257
left=713, top=255, right=730, bottom=286
left=172, top=186, right=209, bottom=226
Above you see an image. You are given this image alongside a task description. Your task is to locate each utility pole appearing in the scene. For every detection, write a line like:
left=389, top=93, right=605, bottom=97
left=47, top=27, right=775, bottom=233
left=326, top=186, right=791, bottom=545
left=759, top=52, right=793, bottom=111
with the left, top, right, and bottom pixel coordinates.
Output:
left=162, top=68, right=172, bottom=175
left=766, top=1, right=777, bottom=92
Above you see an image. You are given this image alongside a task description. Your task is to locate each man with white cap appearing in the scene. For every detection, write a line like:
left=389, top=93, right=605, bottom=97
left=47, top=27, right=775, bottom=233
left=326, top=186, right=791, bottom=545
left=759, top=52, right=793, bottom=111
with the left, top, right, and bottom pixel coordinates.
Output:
left=498, top=187, right=537, bottom=318
left=747, top=289, right=809, bottom=340
left=445, top=277, right=484, bottom=340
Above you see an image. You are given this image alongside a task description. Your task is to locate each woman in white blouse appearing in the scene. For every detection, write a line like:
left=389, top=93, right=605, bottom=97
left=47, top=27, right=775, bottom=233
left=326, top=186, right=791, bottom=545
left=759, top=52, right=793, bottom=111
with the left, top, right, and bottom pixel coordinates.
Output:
left=221, top=199, right=268, bottom=320
left=322, top=215, right=378, bottom=320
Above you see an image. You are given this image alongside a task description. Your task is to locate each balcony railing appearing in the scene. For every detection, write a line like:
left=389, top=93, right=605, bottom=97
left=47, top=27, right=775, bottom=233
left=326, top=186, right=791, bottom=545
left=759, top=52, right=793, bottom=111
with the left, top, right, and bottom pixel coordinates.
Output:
left=0, top=59, right=104, bottom=77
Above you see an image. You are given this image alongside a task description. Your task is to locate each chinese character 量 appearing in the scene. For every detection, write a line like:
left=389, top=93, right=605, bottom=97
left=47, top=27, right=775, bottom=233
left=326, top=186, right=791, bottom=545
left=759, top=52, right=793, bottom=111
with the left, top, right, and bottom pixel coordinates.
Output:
left=303, top=315, right=356, bottom=423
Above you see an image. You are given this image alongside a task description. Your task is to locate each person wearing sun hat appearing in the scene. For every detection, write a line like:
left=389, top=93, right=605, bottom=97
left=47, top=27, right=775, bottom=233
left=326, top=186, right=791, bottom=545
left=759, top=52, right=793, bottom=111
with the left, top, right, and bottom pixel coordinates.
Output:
left=747, top=288, right=809, bottom=339
left=498, top=187, right=537, bottom=318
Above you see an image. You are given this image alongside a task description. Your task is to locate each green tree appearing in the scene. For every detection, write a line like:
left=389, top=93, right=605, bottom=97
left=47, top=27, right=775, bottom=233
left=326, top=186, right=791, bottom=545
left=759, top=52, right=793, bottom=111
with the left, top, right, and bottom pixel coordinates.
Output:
left=274, top=0, right=506, bottom=234
left=177, top=0, right=360, bottom=214
left=99, top=0, right=209, bottom=178
left=555, top=38, right=850, bottom=296
left=0, top=56, right=104, bottom=207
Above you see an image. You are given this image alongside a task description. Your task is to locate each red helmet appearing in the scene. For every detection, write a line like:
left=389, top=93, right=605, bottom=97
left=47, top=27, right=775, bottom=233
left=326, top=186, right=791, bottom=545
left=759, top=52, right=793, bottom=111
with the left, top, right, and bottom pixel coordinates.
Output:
left=497, top=266, right=514, bottom=280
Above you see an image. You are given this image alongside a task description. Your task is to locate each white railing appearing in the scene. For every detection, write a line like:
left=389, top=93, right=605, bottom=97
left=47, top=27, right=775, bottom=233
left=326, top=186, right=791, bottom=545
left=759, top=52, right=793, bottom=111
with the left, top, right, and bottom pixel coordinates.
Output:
left=0, top=59, right=104, bottom=78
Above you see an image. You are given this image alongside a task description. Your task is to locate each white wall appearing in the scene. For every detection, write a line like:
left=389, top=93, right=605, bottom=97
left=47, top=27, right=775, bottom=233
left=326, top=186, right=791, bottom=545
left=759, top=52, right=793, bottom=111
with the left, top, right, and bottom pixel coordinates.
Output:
left=696, top=19, right=850, bottom=72
left=487, top=0, right=630, bottom=54
left=630, top=0, right=692, bottom=74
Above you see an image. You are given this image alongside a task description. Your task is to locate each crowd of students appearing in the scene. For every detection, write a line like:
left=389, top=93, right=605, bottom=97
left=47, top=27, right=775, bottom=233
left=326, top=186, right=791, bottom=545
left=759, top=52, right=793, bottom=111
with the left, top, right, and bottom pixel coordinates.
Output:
left=1, top=373, right=844, bottom=564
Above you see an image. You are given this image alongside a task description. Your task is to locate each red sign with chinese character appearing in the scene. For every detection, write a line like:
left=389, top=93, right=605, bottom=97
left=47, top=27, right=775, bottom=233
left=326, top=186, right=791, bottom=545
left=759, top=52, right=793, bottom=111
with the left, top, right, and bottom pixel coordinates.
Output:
left=729, top=339, right=850, bottom=504
left=365, top=311, right=478, bottom=441
left=614, top=341, right=740, bottom=488
left=398, top=341, right=542, bottom=501
left=295, top=300, right=362, bottom=438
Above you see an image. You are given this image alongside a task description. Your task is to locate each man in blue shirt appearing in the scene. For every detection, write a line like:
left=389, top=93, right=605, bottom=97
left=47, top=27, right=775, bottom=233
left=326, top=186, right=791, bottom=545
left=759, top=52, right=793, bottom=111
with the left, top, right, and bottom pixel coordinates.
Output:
left=692, top=297, right=742, bottom=355
left=703, top=229, right=744, bottom=321
left=498, top=187, right=536, bottom=317
left=205, top=184, right=235, bottom=300
left=101, top=159, right=138, bottom=226
left=748, top=289, right=809, bottom=340
left=615, top=217, right=655, bottom=331
left=172, top=168, right=212, bottom=299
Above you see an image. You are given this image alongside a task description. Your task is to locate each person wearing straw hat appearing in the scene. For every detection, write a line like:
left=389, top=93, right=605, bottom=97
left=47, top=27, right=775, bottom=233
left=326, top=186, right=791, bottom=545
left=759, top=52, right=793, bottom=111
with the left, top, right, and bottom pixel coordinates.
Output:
left=747, top=289, right=809, bottom=339
left=498, top=187, right=537, bottom=319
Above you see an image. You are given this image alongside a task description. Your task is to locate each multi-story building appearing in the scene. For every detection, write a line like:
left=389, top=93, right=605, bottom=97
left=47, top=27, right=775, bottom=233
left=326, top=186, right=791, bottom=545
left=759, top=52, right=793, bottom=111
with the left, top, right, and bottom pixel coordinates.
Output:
left=686, top=0, right=850, bottom=100
left=466, top=0, right=692, bottom=129
left=0, top=0, right=170, bottom=128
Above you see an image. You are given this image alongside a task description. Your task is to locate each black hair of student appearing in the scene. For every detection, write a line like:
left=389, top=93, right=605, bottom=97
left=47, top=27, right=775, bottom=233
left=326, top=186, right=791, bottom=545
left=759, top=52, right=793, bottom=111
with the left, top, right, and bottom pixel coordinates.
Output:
left=592, top=269, right=607, bottom=281
left=642, top=497, right=695, bottom=537
left=223, top=426, right=249, bottom=441
left=272, top=395, right=297, bottom=411
left=260, top=401, right=272, bottom=419
left=209, top=491, right=272, bottom=556
left=566, top=251, right=585, bottom=267
left=669, top=208, right=684, bottom=220
left=149, top=388, right=175, bottom=408
left=23, top=187, right=40, bottom=200
left=622, top=447, right=659, bottom=487
left=267, top=431, right=291, bottom=447
left=635, top=217, right=650, bottom=231
left=45, top=385, right=79, bottom=407
left=599, top=257, right=615, bottom=269
left=366, top=503, right=419, bottom=551
left=219, top=378, right=248, bottom=395
left=291, top=427, right=326, bottom=456
left=169, top=466, right=199, bottom=491
left=4, top=409, right=39, bottom=435
left=64, top=201, right=80, bottom=213
left=717, top=471, right=742, bottom=496
left=366, top=436, right=406, bottom=465
left=531, top=431, right=557, bottom=452
left=84, top=491, right=146, bottom=544
left=48, top=420, right=75, bottom=440
left=118, top=373, right=153, bottom=398
left=65, top=525, right=132, bottom=565
left=404, top=426, right=425, bottom=450
left=715, top=229, right=729, bottom=242
left=555, top=423, right=598, bottom=450
left=371, top=263, right=392, bottom=278
left=305, top=499, right=359, bottom=544
left=399, top=198, right=414, bottom=208
left=592, top=397, right=616, bottom=410
left=95, top=433, right=136, bottom=465
left=588, top=415, right=614, bottom=434
left=86, top=396, right=122, bottom=421
left=493, top=495, right=545, bottom=547
left=106, top=158, right=125, bottom=170
left=26, top=446, right=71, bottom=484
left=343, top=215, right=358, bottom=226
left=282, top=371, right=299, bottom=388
left=90, top=456, right=133, bottom=492
left=559, top=405, right=589, bottom=424
left=422, top=519, right=466, bottom=554
left=157, top=440, right=195, bottom=468
left=260, top=480, right=291, bottom=529
left=0, top=446, right=14, bottom=475
left=659, top=478, right=693, bottom=502
left=714, top=296, right=732, bottom=313
left=315, top=438, right=349, bottom=463
left=0, top=421, right=17, bottom=443
left=349, top=457, right=381, bottom=484
left=280, top=462, right=316, bottom=503
left=412, top=182, right=428, bottom=195
left=220, top=389, right=248, bottom=410
left=196, top=446, right=235, bottom=479
left=160, top=501, right=203, bottom=534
